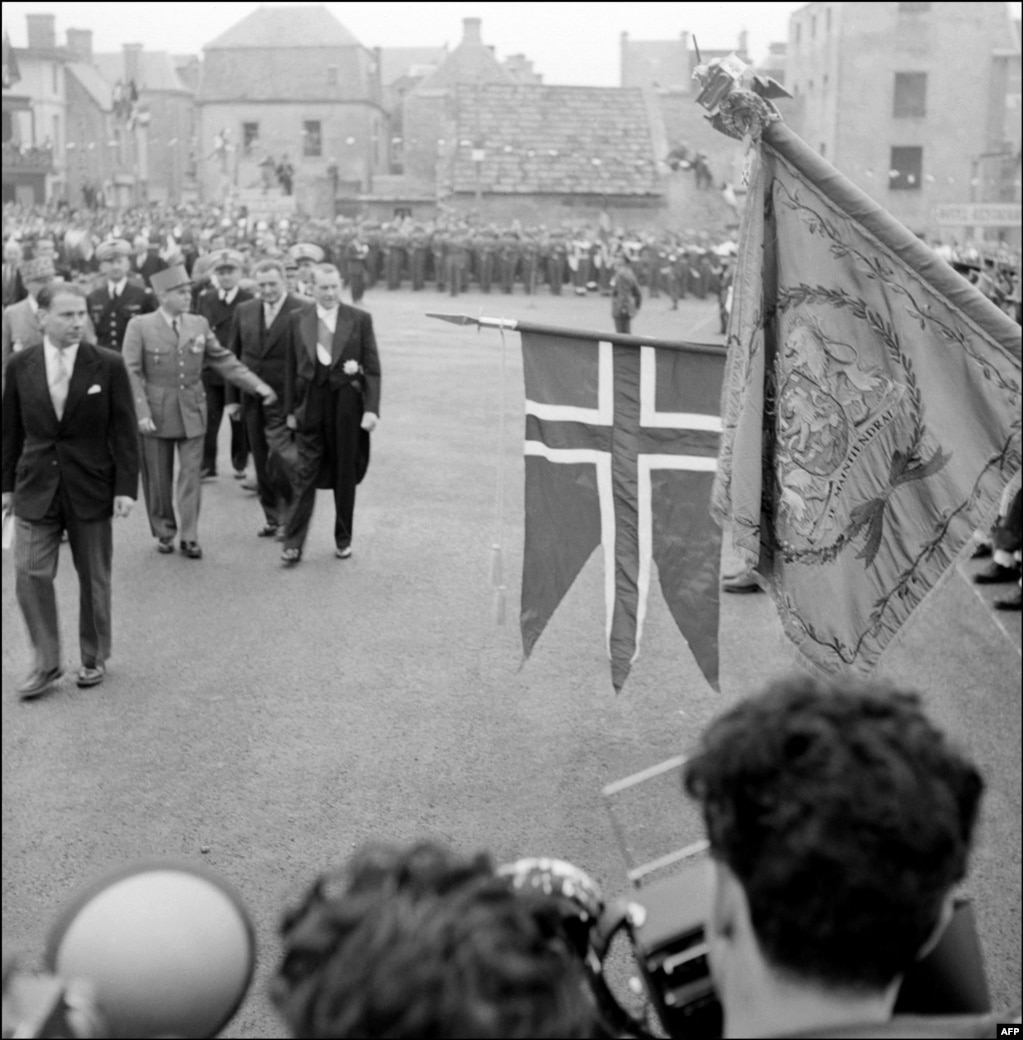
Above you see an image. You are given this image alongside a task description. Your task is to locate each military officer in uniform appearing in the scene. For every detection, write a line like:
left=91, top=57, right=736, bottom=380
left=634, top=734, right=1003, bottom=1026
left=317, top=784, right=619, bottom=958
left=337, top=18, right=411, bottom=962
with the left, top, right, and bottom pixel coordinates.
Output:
left=197, top=249, right=253, bottom=480
left=86, top=238, right=154, bottom=352
left=122, top=265, right=278, bottom=559
left=289, top=242, right=325, bottom=298
left=3, top=257, right=55, bottom=388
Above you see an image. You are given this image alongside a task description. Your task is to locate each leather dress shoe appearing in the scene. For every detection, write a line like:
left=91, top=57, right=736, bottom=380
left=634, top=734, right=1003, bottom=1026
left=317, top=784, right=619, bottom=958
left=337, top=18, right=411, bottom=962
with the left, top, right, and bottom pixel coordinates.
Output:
left=76, top=663, right=106, bottom=688
left=335, top=545, right=353, bottom=559
left=241, top=479, right=259, bottom=493
left=180, top=541, right=203, bottom=559
left=156, top=537, right=175, bottom=554
left=18, top=667, right=64, bottom=700
left=257, top=522, right=280, bottom=538
left=974, top=562, right=1020, bottom=585
left=970, top=542, right=992, bottom=560
left=994, top=588, right=1022, bottom=611
left=281, top=547, right=302, bottom=565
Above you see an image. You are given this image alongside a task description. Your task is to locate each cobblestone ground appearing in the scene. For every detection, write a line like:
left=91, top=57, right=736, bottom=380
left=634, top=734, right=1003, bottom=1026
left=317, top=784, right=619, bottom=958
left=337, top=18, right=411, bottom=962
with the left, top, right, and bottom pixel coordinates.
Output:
left=3, top=286, right=1019, bottom=1035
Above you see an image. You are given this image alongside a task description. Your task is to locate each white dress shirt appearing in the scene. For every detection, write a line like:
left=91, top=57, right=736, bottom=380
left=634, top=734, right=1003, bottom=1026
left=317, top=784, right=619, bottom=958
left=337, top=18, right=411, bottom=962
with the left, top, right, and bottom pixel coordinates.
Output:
left=108, top=278, right=128, bottom=298
left=219, top=286, right=239, bottom=304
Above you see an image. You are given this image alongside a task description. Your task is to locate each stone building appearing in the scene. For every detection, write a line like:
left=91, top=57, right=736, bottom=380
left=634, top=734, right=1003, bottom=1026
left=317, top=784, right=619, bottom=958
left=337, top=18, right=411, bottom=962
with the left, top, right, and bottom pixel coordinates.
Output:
left=63, top=31, right=115, bottom=209
left=785, top=1, right=1021, bottom=243
left=384, top=17, right=664, bottom=226
left=619, top=30, right=753, bottom=232
left=197, top=6, right=386, bottom=215
left=2, top=15, right=64, bottom=205
left=90, top=45, right=196, bottom=207
left=434, top=82, right=663, bottom=226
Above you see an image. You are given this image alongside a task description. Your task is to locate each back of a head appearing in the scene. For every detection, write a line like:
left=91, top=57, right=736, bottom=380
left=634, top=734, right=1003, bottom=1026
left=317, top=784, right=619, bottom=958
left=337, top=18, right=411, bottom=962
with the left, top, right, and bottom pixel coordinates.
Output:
left=683, top=676, right=984, bottom=992
left=271, top=841, right=595, bottom=1039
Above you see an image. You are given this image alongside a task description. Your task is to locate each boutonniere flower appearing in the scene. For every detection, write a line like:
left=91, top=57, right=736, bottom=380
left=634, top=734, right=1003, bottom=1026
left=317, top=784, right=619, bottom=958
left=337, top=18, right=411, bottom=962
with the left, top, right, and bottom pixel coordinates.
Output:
left=343, top=359, right=361, bottom=376
left=190, top=334, right=206, bottom=354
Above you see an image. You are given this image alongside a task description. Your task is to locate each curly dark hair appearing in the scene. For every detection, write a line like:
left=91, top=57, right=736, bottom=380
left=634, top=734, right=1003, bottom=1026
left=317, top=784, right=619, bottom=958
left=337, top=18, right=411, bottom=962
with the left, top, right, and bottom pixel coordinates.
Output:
left=683, top=675, right=984, bottom=991
left=271, top=841, right=596, bottom=1039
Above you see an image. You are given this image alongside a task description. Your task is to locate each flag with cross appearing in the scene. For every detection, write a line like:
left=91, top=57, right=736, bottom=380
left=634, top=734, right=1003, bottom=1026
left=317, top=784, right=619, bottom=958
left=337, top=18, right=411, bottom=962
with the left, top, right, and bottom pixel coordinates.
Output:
left=520, top=326, right=726, bottom=692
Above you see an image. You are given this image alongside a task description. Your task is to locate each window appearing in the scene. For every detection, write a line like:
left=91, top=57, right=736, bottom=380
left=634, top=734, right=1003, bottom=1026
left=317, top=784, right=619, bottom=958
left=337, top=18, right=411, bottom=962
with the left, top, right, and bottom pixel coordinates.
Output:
left=889, top=147, right=923, bottom=190
left=242, top=121, right=259, bottom=155
left=795, top=23, right=801, bottom=46
left=303, top=120, right=322, bottom=157
left=823, top=73, right=829, bottom=91
left=826, top=8, right=832, bottom=32
left=820, top=142, right=826, bottom=157
left=811, top=15, right=817, bottom=39
left=327, top=66, right=338, bottom=86
left=52, top=64, right=59, bottom=94
left=893, top=72, right=927, bottom=117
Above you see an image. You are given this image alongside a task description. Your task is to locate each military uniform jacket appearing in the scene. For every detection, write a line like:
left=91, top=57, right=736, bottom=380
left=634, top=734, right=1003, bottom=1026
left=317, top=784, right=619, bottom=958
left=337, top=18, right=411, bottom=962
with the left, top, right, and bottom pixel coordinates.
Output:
left=197, top=287, right=254, bottom=386
left=123, top=310, right=266, bottom=440
left=87, top=281, right=155, bottom=352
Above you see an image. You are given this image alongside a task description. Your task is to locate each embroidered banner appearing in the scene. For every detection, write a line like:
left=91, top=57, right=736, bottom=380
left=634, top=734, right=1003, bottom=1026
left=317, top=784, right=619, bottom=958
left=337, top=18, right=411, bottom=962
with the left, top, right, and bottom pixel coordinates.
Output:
left=713, top=122, right=1022, bottom=676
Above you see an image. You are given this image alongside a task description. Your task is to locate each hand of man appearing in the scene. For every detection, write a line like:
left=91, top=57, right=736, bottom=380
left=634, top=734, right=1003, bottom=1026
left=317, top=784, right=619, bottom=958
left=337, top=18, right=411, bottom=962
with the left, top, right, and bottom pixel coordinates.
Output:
left=138, top=417, right=157, bottom=434
left=113, top=496, right=134, bottom=519
left=361, top=412, right=379, bottom=432
left=286, top=414, right=297, bottom=431
left=225, top=403, right=241, bottom=420
left=258, top=385, right=278, bottom=406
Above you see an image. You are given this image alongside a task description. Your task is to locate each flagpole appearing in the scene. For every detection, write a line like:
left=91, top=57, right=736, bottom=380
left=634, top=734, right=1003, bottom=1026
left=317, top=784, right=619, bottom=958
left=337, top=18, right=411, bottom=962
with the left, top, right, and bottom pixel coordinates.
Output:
left=426, top=314, right=725, bottom=356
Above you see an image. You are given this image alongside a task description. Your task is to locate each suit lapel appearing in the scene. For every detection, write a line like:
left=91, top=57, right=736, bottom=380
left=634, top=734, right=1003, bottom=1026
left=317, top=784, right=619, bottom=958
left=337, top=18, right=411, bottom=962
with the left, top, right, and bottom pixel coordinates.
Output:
left=61, top=343, right=99, bottom=425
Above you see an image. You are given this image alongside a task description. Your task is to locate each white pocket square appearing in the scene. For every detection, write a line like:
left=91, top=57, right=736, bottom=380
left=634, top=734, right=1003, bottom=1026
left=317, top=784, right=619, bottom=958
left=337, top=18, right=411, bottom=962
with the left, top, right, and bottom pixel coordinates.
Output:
left=87, top=384, right=102, bottom=394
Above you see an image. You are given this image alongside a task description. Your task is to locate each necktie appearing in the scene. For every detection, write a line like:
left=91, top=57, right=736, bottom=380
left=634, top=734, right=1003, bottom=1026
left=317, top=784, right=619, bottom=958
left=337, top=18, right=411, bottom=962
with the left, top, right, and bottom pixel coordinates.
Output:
left=172, top=317, right=180, bottom=338
left=50, top=349, right=71, bottom=420
left=220, top=290, right=228, bottom=302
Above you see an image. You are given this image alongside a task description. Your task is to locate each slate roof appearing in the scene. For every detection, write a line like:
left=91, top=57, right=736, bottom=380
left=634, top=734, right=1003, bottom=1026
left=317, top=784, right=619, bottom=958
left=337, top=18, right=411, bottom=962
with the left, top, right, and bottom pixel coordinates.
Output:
left=417, top=34, right=513, bottom=89
left=93, top=51, right=191, bottom=93
left=66, top=62, right=112, bottom=110
left=203, top=7, right=360, bottom=49
left=446, top=84, right=661, bottom=197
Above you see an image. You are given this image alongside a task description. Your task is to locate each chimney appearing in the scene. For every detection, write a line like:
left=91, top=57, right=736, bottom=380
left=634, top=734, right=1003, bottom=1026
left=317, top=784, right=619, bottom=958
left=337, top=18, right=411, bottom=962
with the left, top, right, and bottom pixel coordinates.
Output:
left=66, top=28, right=93, bottom=60
left=123, top=42, right=143, bottom=85
left=26, top=13, right=56, bottom=51
left=462, top=17, right=482, bottom=45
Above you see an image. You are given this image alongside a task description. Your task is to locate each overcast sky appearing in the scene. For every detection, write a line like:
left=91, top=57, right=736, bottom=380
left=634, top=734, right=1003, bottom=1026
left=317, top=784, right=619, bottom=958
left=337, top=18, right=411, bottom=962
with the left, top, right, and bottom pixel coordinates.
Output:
left=6, top=2, right=1021, bottom=85
left=2, top=2, right=823, bottom=83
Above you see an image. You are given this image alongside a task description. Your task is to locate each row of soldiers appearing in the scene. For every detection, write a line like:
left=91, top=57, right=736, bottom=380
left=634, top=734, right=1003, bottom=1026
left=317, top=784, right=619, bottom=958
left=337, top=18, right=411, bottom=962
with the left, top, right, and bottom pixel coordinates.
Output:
left=316, top=225, right=733, bottom=307
left=3, top=199, right=735, bottom=309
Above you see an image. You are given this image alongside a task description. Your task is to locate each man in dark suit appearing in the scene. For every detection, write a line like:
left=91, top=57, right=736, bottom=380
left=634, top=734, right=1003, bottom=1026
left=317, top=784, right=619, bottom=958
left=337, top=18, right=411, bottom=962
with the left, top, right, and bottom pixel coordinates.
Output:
left=226, top=258, right=311, bottom=537
left=281, top=263, right=380, bottom=564
left=197, top=249, right=253, bottom=480
left=2, top=238, right=26, bottom=307
left=130, top=235, right=169, bottom=289
left=86, top=238, right=155, bottom=352
left=2, top=283, right=139, bottom=698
